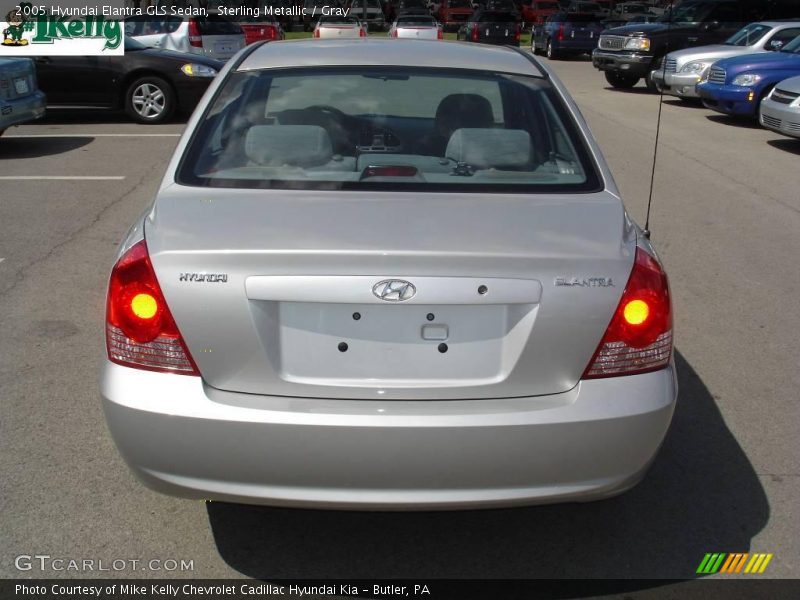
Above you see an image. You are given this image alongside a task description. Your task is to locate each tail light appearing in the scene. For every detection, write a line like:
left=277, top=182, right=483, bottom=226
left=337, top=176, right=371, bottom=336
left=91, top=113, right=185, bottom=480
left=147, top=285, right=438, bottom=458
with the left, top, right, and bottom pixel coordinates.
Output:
left=583, top=247, right=672, bottom=379
left=106, top=240, right=199, bottom=376
left=390, top=28, right=397, bottom=37
left=360, top=26, right=367, bottom=37
left=437, top=26, right=443, bottom=39
left=556, top=22, right=565, bottom=41
left=188, top=18, right=203, bottom=47
left=313, top=26, right=320, bottom=37
left=470, top=23, right=478, bottom=41
left=514, top=24, right=520, bottom=42
left=265, top=25, right=278, bottom=40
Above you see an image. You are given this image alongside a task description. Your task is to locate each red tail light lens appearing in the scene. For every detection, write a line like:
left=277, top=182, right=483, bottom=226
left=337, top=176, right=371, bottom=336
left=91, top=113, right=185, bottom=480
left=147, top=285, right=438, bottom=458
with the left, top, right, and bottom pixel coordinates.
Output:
left=471, top=23, right=478, bottom=41
left=188, top=19, right=203, bottom=47
left=106, top=240, right=198, bottom=375
left=583, top=247, right=672, bottom=379
left=360, top=26, right=367, bottom=37
left=265, top=25, right=278, bottom=40
left=437, top=27, right=443, bottom=39
left=514, top=24, right=521, bottom=42
left=557, top=22, right=565, bottom=41
left=313, top=27, right=320, bottom=38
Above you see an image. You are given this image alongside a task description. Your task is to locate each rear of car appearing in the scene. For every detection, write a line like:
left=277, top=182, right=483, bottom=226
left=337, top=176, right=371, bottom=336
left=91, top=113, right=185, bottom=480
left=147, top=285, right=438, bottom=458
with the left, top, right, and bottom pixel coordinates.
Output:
left=536, top=12, right=603, bottom=58
left=349, top=0, right=388, bottom=30
left=238, top=16, right=284, bottom=45
left=463, top=11, right=521, bottom=45
left=759, top=75, right=800, bottom=138
left=390, top=15, right=443, bottom=39
left=0, top=58, right=46, bottom=135
left=438, top=0, right=474, bottom=31
left=521, top=0, right=560, bottom=26
left=129, top=16, right=246, bottom=61
left=101, top=40, right=677, bottom=510
left=314, top=16, right=367, bottom=38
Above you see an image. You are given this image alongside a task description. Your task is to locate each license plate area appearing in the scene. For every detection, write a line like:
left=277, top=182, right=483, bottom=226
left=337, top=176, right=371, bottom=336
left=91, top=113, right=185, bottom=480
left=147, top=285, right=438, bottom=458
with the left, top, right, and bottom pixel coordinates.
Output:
left=274, top=302, right=532, bottom=387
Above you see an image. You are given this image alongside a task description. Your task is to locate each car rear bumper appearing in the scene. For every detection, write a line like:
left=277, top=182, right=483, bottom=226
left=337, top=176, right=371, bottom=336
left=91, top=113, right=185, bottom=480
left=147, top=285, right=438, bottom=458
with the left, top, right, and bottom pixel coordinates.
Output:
left=592, top=50, right=652, bottom=77
left=759, top=97, right=800, bottom=139
left=651, top=69, right=702, bottom=98
left=0, top=90, right=46, bottom=130
left=101, top=360, right=677, bottom=510
left=697, top=83, right=756, bottom=116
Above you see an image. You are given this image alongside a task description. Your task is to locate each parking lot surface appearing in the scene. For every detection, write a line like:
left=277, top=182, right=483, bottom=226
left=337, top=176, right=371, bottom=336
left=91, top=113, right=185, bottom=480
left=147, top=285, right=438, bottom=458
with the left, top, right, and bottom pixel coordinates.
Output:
left=1, top=56, right=799, bottom=583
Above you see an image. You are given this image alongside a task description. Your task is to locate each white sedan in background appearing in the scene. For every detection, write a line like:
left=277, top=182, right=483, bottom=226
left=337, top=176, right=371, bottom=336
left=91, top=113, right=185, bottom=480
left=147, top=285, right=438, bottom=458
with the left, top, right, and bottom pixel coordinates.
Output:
left=313, top=15, right=367, bottom=38
left=389, top=14, right=443, bottom=39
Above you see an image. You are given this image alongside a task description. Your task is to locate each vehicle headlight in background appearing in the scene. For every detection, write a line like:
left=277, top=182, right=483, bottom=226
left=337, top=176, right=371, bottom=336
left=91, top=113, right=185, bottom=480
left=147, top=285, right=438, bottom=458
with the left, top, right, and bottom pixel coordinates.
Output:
left=731, top=73, right=762, bottom=87
left=181, top=64, right=218, bottom=78
left=680, top=61, right=709, bottom=75
left=624, top=37, right=650, bottom=51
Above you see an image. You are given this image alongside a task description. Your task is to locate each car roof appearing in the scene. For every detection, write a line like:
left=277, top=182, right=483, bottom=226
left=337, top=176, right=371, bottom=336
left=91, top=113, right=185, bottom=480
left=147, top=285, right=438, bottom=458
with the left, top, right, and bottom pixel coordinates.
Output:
left=237, top=39, right=544, bottom=77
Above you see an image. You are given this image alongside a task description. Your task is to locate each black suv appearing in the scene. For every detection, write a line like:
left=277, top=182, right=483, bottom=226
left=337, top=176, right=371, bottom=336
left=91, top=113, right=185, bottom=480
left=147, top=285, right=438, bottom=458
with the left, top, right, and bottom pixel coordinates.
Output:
left=592, top=0, right=799, bottom=90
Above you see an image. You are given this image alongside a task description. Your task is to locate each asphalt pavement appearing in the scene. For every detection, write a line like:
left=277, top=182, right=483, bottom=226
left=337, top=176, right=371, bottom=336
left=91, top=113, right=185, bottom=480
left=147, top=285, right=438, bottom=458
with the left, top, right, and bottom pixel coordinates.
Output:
left=0, top=55, right=798, bottom=588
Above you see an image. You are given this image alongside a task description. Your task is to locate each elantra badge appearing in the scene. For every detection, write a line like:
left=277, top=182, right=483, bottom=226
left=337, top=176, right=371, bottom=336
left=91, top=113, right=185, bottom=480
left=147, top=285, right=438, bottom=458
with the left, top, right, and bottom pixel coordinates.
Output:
left=555, top=277, right=614, bottom=287
left=373, top=279, right=416, bottom=302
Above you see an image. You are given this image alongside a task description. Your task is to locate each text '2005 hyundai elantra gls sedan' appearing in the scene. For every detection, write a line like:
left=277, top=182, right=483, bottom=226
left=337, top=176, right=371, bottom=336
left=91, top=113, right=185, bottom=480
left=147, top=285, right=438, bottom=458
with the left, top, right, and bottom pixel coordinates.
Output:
left=101, top=39, right=677, bottom=510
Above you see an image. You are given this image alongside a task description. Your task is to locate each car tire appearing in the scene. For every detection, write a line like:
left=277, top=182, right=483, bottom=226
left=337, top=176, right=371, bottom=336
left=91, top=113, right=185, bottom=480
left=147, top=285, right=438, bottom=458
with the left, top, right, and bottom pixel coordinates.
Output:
left=605, top=71, right=639, bottom=89
left=546, top=39, right=559, bottom=60
left=124, top=76, right=175, bottom=125
left=645, top=70, right=661, bottom=93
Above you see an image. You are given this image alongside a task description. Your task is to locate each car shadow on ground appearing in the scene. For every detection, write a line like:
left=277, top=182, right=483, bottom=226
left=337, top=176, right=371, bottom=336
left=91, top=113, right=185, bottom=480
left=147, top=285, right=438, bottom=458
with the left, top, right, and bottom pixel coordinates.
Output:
left=766, top=138, right=800, bottom=155
left=0, top=135, right=93, bottom=159
left=206, top=352, right=768, bottom=590
left=705, top=114, right=761, bottom=129
left=34, top=110, right=189, bottom=126
left=603, top=85, right=657, bottom=95
left=663, top=98, right=705, bottom=109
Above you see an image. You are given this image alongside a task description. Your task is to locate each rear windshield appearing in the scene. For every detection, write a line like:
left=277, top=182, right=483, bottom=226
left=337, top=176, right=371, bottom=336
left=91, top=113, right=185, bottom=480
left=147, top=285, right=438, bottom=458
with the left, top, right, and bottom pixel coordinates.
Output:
left=196, top=16, right=243, bottom=35
left=724, top=23, right=770, bottom=46
left=479, top=11, right=518, bottom=22
left=397, top=15, right=437, bottom=24
left=178, top=67, right=600, bottom=193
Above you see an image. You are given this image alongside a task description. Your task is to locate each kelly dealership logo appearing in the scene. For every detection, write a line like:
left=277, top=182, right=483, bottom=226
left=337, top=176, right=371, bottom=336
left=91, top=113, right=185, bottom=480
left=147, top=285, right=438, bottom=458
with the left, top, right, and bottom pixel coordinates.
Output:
left=1, top=3, right=122, bottom=55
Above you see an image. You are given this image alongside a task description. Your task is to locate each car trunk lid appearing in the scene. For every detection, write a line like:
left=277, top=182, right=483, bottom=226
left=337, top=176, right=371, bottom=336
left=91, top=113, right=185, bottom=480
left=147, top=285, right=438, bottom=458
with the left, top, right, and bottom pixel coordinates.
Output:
left=146, top=186, right=635, bottom=400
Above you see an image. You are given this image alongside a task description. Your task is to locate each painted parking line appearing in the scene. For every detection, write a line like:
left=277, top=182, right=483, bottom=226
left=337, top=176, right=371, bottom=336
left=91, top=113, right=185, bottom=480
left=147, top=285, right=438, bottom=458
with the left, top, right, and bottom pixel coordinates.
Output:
left=0, top=176, right=125, bottom=180
left=4, top=133, right=181, bottom=138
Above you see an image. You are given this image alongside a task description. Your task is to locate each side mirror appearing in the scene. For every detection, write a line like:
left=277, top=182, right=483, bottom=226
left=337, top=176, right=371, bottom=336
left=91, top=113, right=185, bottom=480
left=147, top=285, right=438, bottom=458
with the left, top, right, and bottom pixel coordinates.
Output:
left=768, top=39, right=784, bottom=51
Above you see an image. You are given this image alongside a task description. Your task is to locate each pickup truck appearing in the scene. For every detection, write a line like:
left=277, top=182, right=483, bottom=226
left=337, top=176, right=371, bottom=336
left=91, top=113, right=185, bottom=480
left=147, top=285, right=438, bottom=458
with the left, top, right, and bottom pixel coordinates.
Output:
left=592, top=0, right=799, bottom=91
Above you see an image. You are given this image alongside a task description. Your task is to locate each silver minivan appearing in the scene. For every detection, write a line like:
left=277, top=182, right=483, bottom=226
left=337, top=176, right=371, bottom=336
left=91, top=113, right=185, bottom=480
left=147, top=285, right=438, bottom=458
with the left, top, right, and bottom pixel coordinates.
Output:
left=126, top=15, right=246, bottom=61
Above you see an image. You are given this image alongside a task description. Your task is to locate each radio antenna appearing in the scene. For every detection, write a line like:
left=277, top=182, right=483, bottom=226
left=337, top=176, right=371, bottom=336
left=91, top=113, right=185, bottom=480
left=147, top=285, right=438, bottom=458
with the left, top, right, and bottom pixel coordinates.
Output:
left=643, top=0, right=674, bottom=239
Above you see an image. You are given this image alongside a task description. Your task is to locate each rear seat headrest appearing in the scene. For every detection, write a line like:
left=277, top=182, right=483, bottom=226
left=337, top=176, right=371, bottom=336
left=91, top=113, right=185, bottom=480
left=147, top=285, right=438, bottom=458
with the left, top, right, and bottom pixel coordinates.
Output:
left=245, top=125, right=333, bottom=167
left=445, top=128, right=532, bottom=169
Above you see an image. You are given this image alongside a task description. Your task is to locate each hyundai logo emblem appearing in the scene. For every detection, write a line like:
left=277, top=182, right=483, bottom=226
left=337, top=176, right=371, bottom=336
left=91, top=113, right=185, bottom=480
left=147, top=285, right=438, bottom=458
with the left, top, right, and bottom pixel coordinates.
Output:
left=373, top=279, right=416, bottom=302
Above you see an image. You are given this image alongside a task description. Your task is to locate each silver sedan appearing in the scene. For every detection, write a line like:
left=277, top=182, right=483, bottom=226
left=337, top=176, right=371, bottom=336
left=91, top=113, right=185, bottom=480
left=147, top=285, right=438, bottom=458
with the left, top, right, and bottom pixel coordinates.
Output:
left=100, top=39, right=677, bottom=510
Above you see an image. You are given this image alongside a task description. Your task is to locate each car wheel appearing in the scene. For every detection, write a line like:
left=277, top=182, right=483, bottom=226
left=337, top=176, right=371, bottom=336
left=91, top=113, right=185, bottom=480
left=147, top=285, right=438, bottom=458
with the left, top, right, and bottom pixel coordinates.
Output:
left=124, top=76, right=175, bottom=125
left=645, top=70, right=661, bottom=93
left=546, top=39, right=559, bottom=60
left=605, top=71, right=639, bottom=89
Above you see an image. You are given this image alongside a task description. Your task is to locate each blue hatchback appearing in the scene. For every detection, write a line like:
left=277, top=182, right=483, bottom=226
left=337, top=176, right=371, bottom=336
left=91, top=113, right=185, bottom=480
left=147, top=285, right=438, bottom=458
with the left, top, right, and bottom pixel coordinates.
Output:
left=697, top=35, right=800, bottom=118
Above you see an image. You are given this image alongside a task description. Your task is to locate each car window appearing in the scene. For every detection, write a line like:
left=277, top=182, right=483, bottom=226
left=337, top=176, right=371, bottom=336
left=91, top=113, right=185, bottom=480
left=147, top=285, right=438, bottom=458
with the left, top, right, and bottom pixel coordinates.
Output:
left=179, top=67, right=600, bottom=193
left=724, top=23, right=770, bottom=46
left=781, top=36, right=800, bottom=54
left=765, top=28, right=800, bottom=49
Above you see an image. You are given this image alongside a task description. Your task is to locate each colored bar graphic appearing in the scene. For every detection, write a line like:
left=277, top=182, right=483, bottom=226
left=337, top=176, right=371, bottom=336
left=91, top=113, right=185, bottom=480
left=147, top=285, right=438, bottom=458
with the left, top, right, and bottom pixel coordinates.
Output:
left=698, top=552, right=773, bottom=574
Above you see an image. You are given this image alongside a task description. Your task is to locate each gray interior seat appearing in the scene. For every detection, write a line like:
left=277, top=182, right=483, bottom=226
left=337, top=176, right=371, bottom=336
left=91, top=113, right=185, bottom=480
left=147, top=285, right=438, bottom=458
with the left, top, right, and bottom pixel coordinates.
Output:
left=245, top=125, right=355, bottom=171
left=445, top=128, right=532, bottom=169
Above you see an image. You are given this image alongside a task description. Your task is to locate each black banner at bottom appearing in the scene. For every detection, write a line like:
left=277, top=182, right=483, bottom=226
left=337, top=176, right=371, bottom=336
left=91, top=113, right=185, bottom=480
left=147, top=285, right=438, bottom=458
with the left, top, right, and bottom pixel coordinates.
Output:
left=3, top=579, right=800, bottom=600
